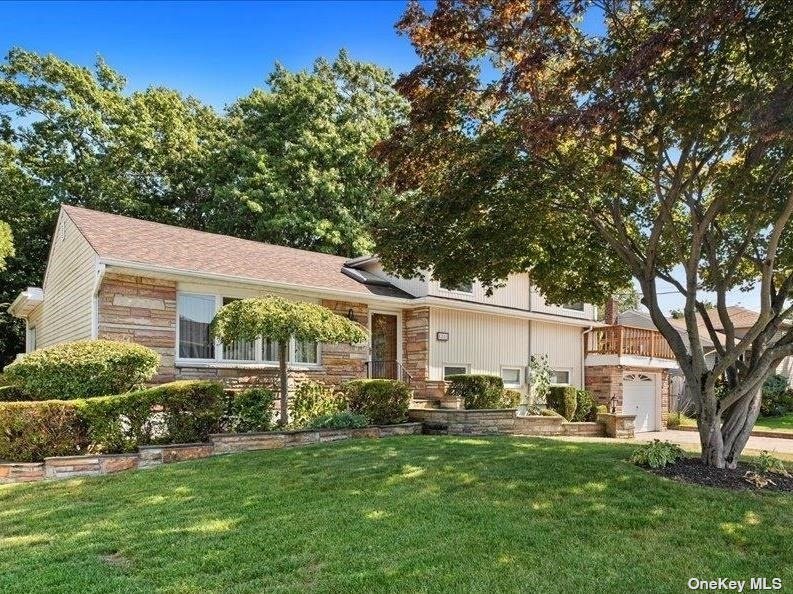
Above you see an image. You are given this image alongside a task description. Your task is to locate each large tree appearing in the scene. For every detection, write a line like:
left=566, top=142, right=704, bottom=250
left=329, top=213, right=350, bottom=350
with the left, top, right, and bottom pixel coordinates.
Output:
left=375, top=0, right=793, bottom=468
left=209, top=50, right=407, bottom=255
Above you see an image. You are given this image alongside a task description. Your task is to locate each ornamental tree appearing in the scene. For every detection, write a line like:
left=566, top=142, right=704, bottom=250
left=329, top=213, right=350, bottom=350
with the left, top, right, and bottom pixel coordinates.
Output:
left=376, top=0, right=793, bottom=468
left=210, top=297, right=367, bottom=425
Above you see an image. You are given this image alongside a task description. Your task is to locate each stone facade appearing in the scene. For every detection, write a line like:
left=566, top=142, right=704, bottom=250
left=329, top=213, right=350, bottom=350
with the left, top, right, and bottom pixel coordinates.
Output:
left=98, top=273, right=177, bottom=383
left=96, top=274, right=370, bottom=391
left=402, top=307, right=447, bottom=400
left=585, top=364, right=671, bottom=429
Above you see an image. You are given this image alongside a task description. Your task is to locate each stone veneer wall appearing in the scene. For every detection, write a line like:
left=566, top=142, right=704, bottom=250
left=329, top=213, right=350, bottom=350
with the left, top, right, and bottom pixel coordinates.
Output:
left=402, top=307, right=446, bottom=400
left=97, top=273, right=177, bottom=383
left=97, top=273, right=370, bottom=391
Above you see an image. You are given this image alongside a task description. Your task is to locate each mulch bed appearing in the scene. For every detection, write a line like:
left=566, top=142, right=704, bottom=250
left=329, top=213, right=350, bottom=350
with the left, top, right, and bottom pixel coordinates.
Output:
left=650, top=457, right=793, bottom=493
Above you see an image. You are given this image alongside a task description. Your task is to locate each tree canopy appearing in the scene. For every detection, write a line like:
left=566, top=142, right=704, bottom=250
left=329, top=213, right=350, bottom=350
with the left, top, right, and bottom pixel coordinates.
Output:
left=0, top=221, right=13, bottom=272
left=0, top=48, right=400, bottom=365
left=376, top=0, right=793, bottom=468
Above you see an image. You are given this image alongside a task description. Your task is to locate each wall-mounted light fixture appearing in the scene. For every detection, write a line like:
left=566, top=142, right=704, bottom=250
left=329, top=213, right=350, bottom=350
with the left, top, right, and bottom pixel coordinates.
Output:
left=347, top=308, right=356, bottom=321
left=436, top=331, right=449, bottom=342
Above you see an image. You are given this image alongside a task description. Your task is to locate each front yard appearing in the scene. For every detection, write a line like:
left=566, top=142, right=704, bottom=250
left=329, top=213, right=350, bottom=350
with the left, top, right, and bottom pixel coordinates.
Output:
left=680, top=414, right=793, bottom=434
left=2, top=436, right=792, bottom=593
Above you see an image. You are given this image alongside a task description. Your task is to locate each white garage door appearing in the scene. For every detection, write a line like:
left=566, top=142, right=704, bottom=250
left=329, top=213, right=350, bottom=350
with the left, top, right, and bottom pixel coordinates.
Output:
left=623, top=373, right=657, bottom=432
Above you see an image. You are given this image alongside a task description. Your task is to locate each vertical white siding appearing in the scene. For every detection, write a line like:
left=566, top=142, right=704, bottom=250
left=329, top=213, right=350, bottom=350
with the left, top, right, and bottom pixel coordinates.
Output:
left=34, top=214, right=98, bottom=348
left=529, top=286, right=596, bottom=320
left=428, top=272, right=531, bottom=309
left=530, top=321, right=584, bottom=388
left=364, top=262, right=429, bottom=297
left=429, top=307, right=530, bottom=386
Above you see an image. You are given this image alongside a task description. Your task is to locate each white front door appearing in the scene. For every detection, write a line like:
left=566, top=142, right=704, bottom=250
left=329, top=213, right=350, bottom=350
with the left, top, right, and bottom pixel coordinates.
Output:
left=623, top=373, right=657, bottom=432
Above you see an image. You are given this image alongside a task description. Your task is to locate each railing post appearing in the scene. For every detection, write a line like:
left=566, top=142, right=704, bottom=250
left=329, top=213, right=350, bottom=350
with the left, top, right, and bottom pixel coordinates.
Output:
left=617, top=325, right=624, bottom=356
left=650, top=331, right=655, bottom=358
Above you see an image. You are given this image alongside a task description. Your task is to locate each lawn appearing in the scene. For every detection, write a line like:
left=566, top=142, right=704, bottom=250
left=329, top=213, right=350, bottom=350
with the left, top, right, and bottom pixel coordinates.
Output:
left=1, top=436, right=791, bottom=593
left=679, top=414, right=793, bottom=433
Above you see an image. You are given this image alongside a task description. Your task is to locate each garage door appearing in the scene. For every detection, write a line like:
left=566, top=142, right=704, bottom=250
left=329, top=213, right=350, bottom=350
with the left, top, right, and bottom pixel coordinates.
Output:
left=623, top=373, right=657, bottom=432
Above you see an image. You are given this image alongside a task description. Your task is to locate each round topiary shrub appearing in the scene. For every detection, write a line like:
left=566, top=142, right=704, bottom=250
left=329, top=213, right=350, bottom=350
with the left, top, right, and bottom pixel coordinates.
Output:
left=344, top=379, right=411, bottom=425
left=3, top=340, right=160, bottom=400
left=446, top=374, right=505, bottom=409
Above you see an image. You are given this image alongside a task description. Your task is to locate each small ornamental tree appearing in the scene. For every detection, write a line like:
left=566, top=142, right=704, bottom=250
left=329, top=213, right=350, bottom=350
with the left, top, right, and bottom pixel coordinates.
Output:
left=210, top=296, right=367, bottom=425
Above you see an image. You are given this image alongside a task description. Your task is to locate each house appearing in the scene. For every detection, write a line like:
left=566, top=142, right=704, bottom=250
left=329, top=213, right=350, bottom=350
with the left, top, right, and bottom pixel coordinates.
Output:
left=8, top=205, right=676, bottom=431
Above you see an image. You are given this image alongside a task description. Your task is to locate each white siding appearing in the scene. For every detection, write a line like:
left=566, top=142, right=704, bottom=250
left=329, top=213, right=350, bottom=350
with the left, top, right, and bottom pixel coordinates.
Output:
left=428, top=272, right=531, bottom=309
left=363, top=262, right=429, bottom=297
left=429, top=308, right=530, bottom=385
left=34, top=213, right=98, bottom=348
left=530, top=321, right=584, bottom=388
left=529, top=287, right=596, bottom=320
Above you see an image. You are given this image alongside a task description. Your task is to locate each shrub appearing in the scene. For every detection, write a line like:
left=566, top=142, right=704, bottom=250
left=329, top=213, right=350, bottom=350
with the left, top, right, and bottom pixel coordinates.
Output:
left=629, top=440, right=686, bottom=469
left=0, top=400, right=88, bottom=462
left=0, top=384, right=31, bottom=402
left=572, top=389, right=597, bottom=422
left=446, top=374, right=505, bottom=409
left=3, top=340, right=160, bottom=400
left=754, top=450, right=790, bottom=477
left=665, top=411, right=694, bottom=428
left=501, top=389, right=522, bottom=408
left=290, top=380, right=344, bottom=428
left=596, top=405, right=608, bottom=415
left=307, top=411, right=368, bottom=430
left=546, top=386, right=578, bottom=420
left=225, top=387, right=275, bottom=433
left=344, top=379, right=410, bottom=425
left=761, top=374, right=793, bottom=417
left=539, top=407, right=563, bottom=417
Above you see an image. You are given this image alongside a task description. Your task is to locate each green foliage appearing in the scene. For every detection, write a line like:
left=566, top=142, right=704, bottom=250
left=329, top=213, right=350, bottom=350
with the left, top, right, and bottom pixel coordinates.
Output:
left=528, top=354, right=551, bottom=404
left=539, top=407, right=563, bottom=417
left=597, top=287, right=640, bottom=321
left=501, top=389, right=522, bottom=408
left=0, top=384, right=30, bottom=401
left=225, top=387, right=275, bottom=433
left=0, top=220, right=13, bottom=272
left=630, top=440, right=686, bottom=469
left=446, top=374, right=505, bottom=409
left=3, top=340, right=160, bottom=400
left=666, top=412, right=694, bottom=429
left=754, top=450, right=790, bottom=477
left=0, top=400, right=87, bottom=462
left=0, top=381, right=225, bottom=461
left=571, top=390, right=598, bottom=422
left=290, top=380, right=344, bottom=428
left=344, top=379, right=410, bottom=425
left=596, top=405, right=608, bottom=415
left=546, top=386, right=578, bottom=421
left=211, top=296, right=367, bottom=346
left=307, top=411, right=368, bottom=430
left=761, top=375, right=793, bottom=417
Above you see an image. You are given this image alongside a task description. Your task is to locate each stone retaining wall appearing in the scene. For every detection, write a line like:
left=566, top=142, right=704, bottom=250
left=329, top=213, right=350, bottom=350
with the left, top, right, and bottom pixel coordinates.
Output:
left=0, top=424, right=422, bottom=485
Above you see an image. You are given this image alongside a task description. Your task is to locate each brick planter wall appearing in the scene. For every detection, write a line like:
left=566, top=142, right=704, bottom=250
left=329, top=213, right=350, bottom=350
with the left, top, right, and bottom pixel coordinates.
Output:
left=0, top=424, right=422, bottom=484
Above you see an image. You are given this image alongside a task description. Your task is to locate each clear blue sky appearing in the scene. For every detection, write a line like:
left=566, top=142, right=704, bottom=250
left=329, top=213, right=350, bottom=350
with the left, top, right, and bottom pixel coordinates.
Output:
left=0, top=1, right=761, bottom=314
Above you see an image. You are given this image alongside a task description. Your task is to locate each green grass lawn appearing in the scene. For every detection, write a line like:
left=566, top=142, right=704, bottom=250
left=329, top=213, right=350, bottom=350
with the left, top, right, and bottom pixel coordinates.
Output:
left=678, top=414, right=793, bottom=433
left=1, top=436, right=792, bottom=593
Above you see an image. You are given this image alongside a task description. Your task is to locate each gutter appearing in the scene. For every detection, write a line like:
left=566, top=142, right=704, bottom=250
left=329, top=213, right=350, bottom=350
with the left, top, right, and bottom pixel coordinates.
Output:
left=581, top=325, right=595, bottom=387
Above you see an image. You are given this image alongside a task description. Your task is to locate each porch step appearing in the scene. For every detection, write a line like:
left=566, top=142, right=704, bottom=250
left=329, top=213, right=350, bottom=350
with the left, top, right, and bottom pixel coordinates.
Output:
left=410, top=398, right=441, bottom=410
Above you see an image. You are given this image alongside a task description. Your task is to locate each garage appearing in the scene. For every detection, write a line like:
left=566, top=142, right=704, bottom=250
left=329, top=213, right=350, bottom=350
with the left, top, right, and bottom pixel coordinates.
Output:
left=622, top=372, right=658, bottom=432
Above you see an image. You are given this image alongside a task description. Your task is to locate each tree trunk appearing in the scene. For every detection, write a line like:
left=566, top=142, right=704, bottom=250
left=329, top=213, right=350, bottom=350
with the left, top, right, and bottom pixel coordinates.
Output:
left=696, top=384, right=763, bottom=469
left=278, top=341, right=289, bottom=426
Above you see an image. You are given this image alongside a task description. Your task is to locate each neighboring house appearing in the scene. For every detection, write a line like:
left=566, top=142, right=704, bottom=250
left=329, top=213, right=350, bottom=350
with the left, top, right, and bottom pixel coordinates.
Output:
left=8, top=206, right=603, bottom=399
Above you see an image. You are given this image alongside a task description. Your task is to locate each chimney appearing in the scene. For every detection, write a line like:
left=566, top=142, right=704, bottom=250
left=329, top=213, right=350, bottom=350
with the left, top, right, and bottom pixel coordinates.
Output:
left=605, top=296, right=618, bottom=325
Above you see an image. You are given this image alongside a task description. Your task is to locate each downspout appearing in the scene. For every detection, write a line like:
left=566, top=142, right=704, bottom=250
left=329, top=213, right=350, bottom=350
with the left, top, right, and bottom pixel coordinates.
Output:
left=91, top=261, right=107, bottom=339
left=582, top=325, right=595, bottom=388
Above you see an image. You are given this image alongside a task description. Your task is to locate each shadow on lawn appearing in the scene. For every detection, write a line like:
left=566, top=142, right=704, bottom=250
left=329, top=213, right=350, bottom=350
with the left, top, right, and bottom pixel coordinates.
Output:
left=0, top=436, right=791, bottom=593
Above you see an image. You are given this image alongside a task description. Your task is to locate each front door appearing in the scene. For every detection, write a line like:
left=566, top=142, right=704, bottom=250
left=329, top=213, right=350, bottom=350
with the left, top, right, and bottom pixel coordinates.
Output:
left=371, top=313, right=398, bottom=379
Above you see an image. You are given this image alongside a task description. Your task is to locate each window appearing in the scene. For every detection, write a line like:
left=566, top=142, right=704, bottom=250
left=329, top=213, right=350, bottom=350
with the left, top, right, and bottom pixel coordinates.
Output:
left=444, top=365, right=469, bottom=379
left=178, top=293, right=215, bottom=359
left=562, top=302, right=585, bottom=311
left=550, top=370, right=571, bottom=385
left=440, top=281, right=474, bottom=293
left=221, top=298, right=256, bottom=361
left=500, top=367, right=522, bottom=387
left=176, top=292, right=321, bottom=366
left=26, top=326, right=37, bottom=353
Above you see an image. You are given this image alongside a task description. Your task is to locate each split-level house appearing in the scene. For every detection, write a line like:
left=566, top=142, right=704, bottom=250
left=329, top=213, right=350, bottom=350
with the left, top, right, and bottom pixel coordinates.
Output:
left=8, top=206, right=679, bottom=431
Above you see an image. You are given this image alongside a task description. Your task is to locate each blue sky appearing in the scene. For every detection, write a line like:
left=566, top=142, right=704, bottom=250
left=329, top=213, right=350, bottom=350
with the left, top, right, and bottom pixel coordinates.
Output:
left=1, top=1, right=761, bottom=313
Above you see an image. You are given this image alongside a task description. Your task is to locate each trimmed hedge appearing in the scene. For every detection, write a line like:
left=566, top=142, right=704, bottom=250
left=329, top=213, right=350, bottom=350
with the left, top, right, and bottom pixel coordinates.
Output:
left=3, top=340, right=160, bottom=400
left=546, top=386, right=578, bottom=420
left=0, top=380, right=227, bottom=462
left=307, top=411, right=368, bottom=429
left=225, top=387, right=275, bottom=433
left=0, top=384, right=31, bottom=402
left=290, top=380, right=344, bottom=428
left=446, top=374, right=505, bottom=409
left=344, top=379, right=411, bottom=425
left=571, top=389, right=598, bottom=422
left=501, top=388, right=522, bottom=408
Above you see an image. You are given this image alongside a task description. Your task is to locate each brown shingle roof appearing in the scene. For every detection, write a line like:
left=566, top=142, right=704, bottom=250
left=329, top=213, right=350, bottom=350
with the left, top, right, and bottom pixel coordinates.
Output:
left=62, top=205, right=412, bottom=299
left=667, top=305, right=774, bottom=332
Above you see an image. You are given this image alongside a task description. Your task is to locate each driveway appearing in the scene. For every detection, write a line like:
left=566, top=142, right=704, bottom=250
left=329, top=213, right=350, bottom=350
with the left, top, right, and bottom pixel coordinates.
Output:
left=635, top=429, right=793, bottom=457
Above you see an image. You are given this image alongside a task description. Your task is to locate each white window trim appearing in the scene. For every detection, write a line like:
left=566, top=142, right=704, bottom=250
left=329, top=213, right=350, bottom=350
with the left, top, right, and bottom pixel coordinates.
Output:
left=25, top=324, right=37, bottom=353
left=550, top=368, right=572, bottom=385
left=500, top=366, right=523, bottom=388
left=443, top=364, right=470, bottom=379
left=175, top=291, right=322, bottom=369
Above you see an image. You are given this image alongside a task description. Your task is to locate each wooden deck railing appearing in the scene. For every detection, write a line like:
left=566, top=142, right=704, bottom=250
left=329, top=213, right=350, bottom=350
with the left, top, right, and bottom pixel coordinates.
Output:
left=586, top=325, right=675, bottom=360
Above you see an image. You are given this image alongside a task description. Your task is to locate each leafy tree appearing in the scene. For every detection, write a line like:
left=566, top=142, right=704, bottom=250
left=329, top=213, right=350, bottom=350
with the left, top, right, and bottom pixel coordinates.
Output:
left=598, top=286, right=641, bottom=321
left=210, top=297, right=367, bottom=425
left=210, top=50, right=408, bottom=255
left=0, top=220, right=13, bottom=271
left=376, top=0, right=793, bottom=468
